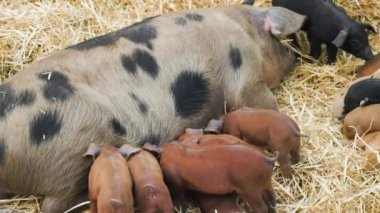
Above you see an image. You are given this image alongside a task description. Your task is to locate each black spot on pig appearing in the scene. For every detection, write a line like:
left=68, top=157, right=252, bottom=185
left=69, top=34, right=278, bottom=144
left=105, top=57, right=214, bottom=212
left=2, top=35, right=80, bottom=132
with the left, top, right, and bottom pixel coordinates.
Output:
left=122, top=24, right=157, bottom=50
left=39, top=71, right=75, bottom=102
left=18, top=90, right=36, bottom=105
left=110, top=118, right=126, bottom=136
left=138, top=102, right=148, bottom=114
left=130, top=93, right=149, bottom=114
left=171, top=71, right=209, bottom=117
left=30, top=110, right=62, bottom=146
left=185, top=14, right=203, bottom=22
left=229, top=47, right=242, bottom=70
left=122, top=50, right=159, bottom=78
left=175, top=17, right=187, bottom=26
left=69, top=16, right=157, bottom=50
left=0, top=139, right=6, bottom=166
left=0, top=84, right=36, bottom=118
left=132, top=49, right=159, bottom=79
left=343, top=78, right=380, bottom=115
left=138, top=134, right=162, bottom=146
left=121, top=55, right=137, bottom=75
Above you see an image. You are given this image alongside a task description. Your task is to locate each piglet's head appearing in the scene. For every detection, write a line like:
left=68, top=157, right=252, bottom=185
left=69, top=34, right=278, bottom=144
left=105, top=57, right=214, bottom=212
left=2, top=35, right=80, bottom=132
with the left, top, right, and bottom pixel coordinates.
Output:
left=333, top=23, right=375, bottom=61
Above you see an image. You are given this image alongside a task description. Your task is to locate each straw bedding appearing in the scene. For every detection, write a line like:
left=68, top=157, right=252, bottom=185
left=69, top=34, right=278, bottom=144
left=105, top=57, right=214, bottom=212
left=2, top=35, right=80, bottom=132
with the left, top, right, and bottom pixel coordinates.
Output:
left=0, top=0, right=379, bottom=212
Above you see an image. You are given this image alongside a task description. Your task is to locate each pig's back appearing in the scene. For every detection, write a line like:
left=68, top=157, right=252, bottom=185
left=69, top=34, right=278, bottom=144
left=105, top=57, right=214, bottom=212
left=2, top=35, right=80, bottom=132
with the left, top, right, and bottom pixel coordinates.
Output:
left=40, top=7, right=258, bottom=145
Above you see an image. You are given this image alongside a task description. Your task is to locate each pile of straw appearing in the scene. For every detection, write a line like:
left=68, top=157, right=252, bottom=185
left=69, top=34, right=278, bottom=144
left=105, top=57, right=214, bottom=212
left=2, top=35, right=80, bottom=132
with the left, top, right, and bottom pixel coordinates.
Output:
left=0, top=0, right=379, bottom=212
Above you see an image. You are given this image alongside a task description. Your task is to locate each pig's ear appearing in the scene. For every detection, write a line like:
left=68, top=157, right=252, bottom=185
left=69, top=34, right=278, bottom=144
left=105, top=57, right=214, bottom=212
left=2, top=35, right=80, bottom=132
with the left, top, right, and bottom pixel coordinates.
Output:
left=262, top=7, right=306, bottom=36
left=83, top=143, right=101, bottom=158
left=142, top=143, right=162, bottom=157
left=119, top=144, right=140, bottom=160
left=332, top=28, right=349, bottom=48
left=362, top=23, right=376, bottom=33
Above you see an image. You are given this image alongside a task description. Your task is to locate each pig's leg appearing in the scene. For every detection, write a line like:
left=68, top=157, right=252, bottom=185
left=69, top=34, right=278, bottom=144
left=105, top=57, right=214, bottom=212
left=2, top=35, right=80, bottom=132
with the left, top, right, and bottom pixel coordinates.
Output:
left=240, top=81, right=278, bottom=110
left=290, top=138, right=301, bottom=164
left=326, top=44, right=338, bottom=64
left=307, top=33, right=322, bottom=59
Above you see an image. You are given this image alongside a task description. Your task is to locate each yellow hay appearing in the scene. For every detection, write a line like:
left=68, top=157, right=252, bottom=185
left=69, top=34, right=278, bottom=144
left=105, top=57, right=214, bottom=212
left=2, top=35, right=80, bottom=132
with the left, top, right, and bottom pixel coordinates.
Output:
left=0, top=0, right=379, bottom=212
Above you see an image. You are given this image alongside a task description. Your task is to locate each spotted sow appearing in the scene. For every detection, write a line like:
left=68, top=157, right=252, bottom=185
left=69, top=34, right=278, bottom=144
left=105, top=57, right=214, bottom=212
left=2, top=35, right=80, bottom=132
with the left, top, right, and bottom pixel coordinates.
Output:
left=0, top=6, right=304, bottom=212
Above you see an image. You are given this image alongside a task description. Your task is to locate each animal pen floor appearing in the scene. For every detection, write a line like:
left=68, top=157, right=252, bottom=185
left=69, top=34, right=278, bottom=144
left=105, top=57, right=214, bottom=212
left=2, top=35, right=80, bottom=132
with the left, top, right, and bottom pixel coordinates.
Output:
left=1, top=0, right=380, bottom=212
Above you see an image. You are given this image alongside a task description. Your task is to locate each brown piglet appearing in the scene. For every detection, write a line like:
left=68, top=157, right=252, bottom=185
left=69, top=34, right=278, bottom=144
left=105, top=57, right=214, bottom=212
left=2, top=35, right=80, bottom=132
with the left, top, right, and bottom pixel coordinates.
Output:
left=83, top=143, right=134, bottom=213
left=144, top=140, right=278, bottom=213
left=360, top=132, right=380, bottom=168
left=346, top=132, right=380, bottom=168
left=222, top=107, right=309, bottom=178
left=121, top=144, right=174, bottom=213
left=343, top=104, right=380, bottom=139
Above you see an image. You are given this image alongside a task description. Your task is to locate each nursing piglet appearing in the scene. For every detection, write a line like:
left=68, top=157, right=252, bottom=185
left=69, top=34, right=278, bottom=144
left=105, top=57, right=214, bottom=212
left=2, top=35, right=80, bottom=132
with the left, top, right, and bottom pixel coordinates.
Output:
left=83, top=143, right=134, bottom=213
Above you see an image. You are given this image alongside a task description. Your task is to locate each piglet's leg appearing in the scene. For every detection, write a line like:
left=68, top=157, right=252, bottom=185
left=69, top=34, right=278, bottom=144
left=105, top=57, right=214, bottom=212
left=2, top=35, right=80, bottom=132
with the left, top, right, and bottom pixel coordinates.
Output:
left=239, top=190, right=268, bottom=213
left=307, top=33, right=322, bottom=60
left=290, top=140, right=301, bottom=164
left=278, top=153, right=292, bottom=179
left=326, top=44, right=338, bottom=64
left=290, top=150, right=300, bottom=165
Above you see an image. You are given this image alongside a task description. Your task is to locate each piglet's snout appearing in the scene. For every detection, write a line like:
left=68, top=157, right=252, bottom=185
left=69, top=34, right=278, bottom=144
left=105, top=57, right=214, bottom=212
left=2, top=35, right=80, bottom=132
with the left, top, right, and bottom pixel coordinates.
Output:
left=362, top=47, right=374, bottom=61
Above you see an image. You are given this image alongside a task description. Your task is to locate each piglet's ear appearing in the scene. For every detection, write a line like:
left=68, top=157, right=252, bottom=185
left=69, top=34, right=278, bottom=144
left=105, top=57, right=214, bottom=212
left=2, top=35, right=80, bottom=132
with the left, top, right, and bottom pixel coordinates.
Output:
left=262, top=7, right=306, bottom=37
left=142, top=143, right=162, bottom=157
left=332, top=28, right=349, bottom=48
left=119, top=144, right=140, bottom=160
left=83, top=143, right=101, bottom=159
